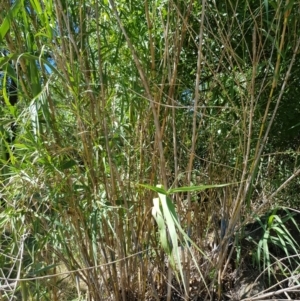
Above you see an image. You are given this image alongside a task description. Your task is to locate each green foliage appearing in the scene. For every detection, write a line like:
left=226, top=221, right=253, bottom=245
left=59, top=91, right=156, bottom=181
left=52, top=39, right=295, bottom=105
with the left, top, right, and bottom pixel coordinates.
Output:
left=250, top=208, right=300, bottom=284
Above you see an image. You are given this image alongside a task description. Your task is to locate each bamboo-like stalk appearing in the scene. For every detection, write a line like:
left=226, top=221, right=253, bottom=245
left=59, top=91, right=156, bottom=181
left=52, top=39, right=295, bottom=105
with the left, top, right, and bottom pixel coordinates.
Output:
left=185, top=1, right=206, bottom=299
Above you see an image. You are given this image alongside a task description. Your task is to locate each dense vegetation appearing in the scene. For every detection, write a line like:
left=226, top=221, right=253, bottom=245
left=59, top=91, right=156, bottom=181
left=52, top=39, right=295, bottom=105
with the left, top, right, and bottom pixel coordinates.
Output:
left=1, top=0, right=300, bottom=300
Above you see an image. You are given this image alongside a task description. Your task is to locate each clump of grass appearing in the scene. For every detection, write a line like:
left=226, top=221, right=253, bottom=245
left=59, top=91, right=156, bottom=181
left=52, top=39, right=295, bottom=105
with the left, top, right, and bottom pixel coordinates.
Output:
left=1, top=0, right=300, bottom=300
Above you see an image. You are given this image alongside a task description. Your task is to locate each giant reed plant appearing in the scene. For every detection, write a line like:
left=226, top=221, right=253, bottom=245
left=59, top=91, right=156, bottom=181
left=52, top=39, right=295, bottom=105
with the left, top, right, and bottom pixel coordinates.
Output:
left=1, top=0, right=300, bottom=300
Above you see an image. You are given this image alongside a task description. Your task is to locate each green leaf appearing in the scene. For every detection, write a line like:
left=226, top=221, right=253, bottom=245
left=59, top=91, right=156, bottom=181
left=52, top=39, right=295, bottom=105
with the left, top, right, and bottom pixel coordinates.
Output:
left=257, top=239, right=263, bottom=270
left=263, top=239, right=271, bottom=283
left=273, top=215, right=298, bottom=246
left=264, top=0, right=269, bottom=25
left=267, top=214, right=275, bottom=228
left=168, top=183, right=231, bottom=194
left=275, top=233, right=290, bottom=258
left=0, top=0, right=23, bottom=43
left=289, top=122, right=300, bottom=129
left=31, top=263, right=59, bottom=275
left=59, top=159, right=77, bottom=170
left=139, top=183, right=167, bottom=194
left=157, top=192, right=186, bottom=293
left=13, top=143, right=28, bottom=150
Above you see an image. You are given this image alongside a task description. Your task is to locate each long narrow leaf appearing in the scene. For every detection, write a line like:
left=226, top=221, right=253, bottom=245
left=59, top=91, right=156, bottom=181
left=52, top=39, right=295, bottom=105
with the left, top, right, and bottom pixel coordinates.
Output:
left=0, top=0, right=22, bottom=43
